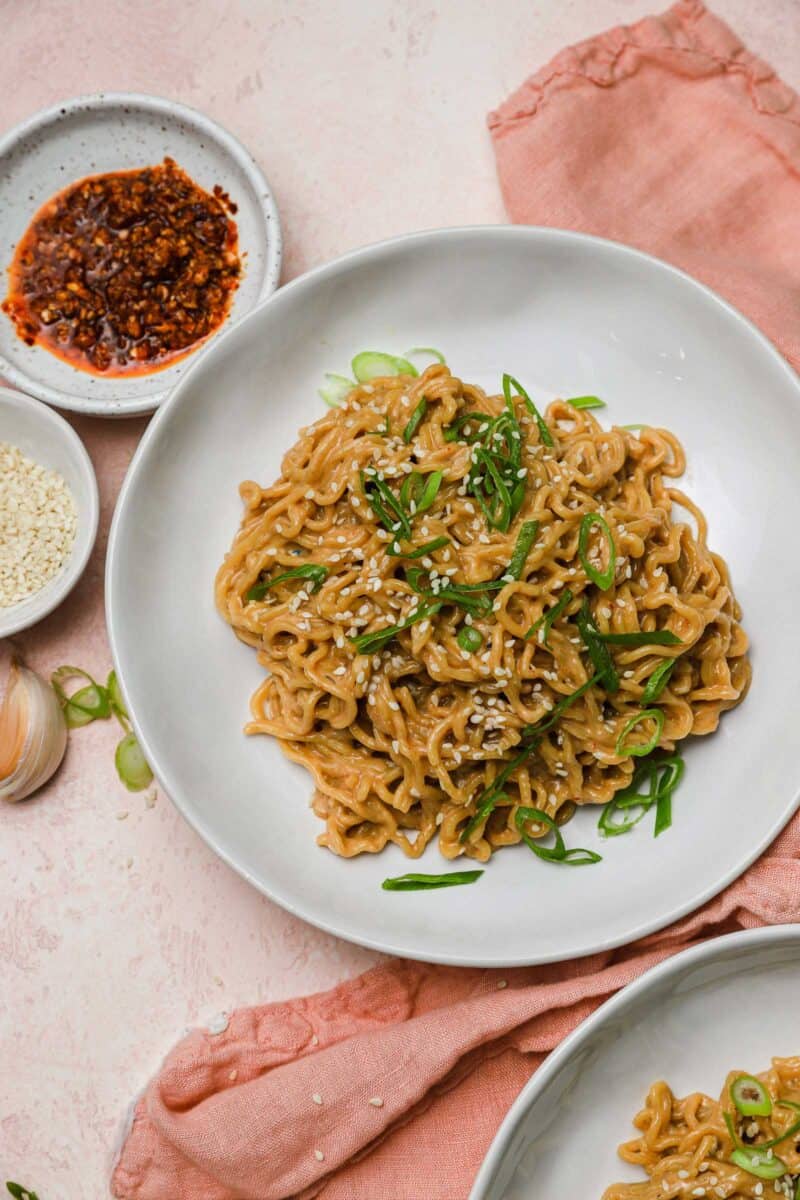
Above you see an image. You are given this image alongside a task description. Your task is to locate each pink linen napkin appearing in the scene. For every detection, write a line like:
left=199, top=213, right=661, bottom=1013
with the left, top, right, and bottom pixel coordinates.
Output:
left=113, top=4, right=800, bottom=1197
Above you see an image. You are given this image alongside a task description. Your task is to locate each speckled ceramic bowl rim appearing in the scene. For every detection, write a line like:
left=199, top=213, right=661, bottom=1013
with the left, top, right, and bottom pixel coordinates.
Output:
left=0, top=385, right=99, bottom=637
left=0, top=91, right=283, bottom=417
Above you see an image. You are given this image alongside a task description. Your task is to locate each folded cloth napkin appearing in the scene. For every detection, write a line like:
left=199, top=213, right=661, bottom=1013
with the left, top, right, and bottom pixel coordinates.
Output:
left=113, top=4, right=800, bottom=1197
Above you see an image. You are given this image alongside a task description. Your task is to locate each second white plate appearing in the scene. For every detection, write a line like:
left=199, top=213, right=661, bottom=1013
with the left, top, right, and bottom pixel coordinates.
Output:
left=107, top=226, right=800, bottom=966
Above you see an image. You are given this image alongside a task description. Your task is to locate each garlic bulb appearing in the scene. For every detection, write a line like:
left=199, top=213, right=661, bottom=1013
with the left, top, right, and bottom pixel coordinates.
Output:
left=0, top=662, right=67, bottom=803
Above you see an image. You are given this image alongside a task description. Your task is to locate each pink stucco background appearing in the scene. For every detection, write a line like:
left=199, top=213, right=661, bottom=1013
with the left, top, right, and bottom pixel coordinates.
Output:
left=2, top=2, right=799, bottom=1196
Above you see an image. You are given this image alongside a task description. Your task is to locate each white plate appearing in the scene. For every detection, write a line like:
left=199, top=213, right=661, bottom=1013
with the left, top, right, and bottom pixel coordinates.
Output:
left=470, top=925, right=800, bottom=1198
left=0, top=92, right=282, bottom=416
left=0, top=385, right=98, bottom=636
left=106, top=226, right=800, bottom=967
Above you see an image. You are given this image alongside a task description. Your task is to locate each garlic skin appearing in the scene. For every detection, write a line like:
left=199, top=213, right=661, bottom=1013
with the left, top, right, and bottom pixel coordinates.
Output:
left=0, top=663, right=67, bottom=803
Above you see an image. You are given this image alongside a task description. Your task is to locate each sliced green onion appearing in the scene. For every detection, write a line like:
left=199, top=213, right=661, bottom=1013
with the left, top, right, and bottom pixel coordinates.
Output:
left=566, top=395, right=605, bottom=410
left=115, top=732, right=153, bottom=792
left=506, top=520, right=539, bottom=581
left=404, top=346, right=446, bottom=367
left=579, top=512, right=616, bottom=591
left=515, top=806, right=601, bottom=866
left=461, top=674, right=602, bottom=844
left=399, top=470, right=442, bottom=515
left=472, top=446, right=514, bottom=532
left=525, top=589, right=573, bottom=646
left=387, top=535, right=451, bottom=559
left=755, top=1110, right=800, bottom=1150
left=642, top=659, right=677, bottom=704
left=319, top=373, right=354, bottom=407
left=51, top=666, right=111, bottom=728
left=731, top=1076, right=773, bottom=1117
left=616, top=709, right=665, bottom=757
left=362, top=471, right=413, bottom=539
left=599, top=754, right=684, bottom=839
left=246, top=563, right=329, bottom=603
left=621, top=423, right=647, bottom=431
left=352, top=351, right=418, bottom=382
left=599, top=630, right=681, bottom=647
left=576, top=600, right=619, bottom=693
left=729, top=1147, right=788, bottom=1181
left=442, top=410, right=491, bottom=444
left=350, top=602, right=442, bottom=655
left=6, top=1186, right=39, bottom=1200
left=457, top=625, right=484, bottom=653
left=382, top=869, right=483, bottom=891
left=502, top=373, right=553, bottom=447
left=403, top=397, right=427, bottom=444
left=106, top=670, right=128, bottom=722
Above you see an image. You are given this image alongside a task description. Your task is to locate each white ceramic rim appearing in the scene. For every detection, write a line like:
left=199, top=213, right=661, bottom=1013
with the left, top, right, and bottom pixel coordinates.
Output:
left=106, top=225, right=800, bottom=965
left=0, top=91, right=283, bottom=416
left=469, top=923, right=800, bottom=1199
left=0, top=384, right=99, bottom=637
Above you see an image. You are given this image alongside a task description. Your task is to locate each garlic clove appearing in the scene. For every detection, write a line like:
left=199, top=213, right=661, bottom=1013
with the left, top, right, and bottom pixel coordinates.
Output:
left=0, top=662, right=67, bottom=803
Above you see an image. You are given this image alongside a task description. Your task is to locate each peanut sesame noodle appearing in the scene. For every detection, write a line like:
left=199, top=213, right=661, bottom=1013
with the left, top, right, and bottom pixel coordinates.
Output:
left=604, top=1059, right=800, bottom=1197
left=215, top=364, right=750, bottom=861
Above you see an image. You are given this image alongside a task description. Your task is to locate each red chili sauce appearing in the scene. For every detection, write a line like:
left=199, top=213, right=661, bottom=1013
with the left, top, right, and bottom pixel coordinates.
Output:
left=2, top=157, right=241, bottom=376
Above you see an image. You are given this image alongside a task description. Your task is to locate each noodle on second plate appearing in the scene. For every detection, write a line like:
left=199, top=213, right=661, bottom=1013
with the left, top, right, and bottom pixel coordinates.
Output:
left=603, top=1058, right=800, bottom=1198
left=215, top=364, right=749, bottom=861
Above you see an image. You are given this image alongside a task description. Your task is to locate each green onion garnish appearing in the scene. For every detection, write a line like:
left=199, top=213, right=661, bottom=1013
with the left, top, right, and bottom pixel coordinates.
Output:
left=399, top=470, right=442, bottom=515
left=598, top=754, right=684, bottom=840
left=506, top=520, right=539, bottom=581
left=457, top=625, right=484, bottom=653
left=6, top=1185, right=40, bottom=1200
left=566, top=395, right=605, bottom=410
left=578, top=512, right=616, bottom=590
left=502, top=373, right=553, bottom=447
left=729, top=1147, right=788, bottom=1181
left=246, top=563, right=329, bottom=603
left=598, top=630, right=681, bottom=647
left=621, top=423, right=647, bottom=431
left=615, top=709, right=665, bottom=757
left=462, top=674, right=603, bottom=844
left=350, top=602, right=442, bottom=655
left=362, top=471, right=413, bottom=539
left=319, top=373, right=354, bottom=407
left=525, top=589, right=573, bottom=645
left=51, top=665, right=111, bottom=728
left=352, top=351, right=418, bottom=382
left=515, top=806, right=601, bottom=866
left=387, top=535, right=451, bottom=559
left=404, top=346, right=446, bottom=367
left=115, top=731, right=154, bottom=792
left=106, top=669, right=127, bottom=721
left=642, top=658, right=677, bottom=703
left=576, top=599, right=619, bottom=693
left=472, top=447, right=515, bottom=532
left=731, top=1075, right=773, bottom=1117
left=402, top=397, right=428, bottom=444
left=381, top=869, right=483, bottom=891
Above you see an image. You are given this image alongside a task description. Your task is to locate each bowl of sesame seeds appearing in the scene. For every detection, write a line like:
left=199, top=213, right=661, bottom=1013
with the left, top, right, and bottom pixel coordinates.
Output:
left=0, top=386, right=98, bottom=637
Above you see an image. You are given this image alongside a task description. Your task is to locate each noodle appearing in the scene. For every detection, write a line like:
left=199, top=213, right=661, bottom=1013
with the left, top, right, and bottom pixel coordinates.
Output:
left=215, top=364, right=750, bottom=860
left=604, top=1058, right=800, bottom=1198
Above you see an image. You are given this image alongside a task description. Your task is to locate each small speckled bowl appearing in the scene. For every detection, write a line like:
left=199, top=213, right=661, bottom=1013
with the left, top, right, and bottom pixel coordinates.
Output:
left=0, top=93, right=282, bottom=417
left=0, top=385, right=98, bottom=637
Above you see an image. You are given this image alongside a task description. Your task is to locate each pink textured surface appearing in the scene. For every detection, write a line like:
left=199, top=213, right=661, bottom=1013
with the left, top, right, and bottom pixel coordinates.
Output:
left=1, top=3, right=798, bottom=1198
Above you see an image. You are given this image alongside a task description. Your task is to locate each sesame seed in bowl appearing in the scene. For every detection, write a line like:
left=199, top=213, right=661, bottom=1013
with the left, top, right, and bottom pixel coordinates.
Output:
left=0, top=386, right=98, bottom=638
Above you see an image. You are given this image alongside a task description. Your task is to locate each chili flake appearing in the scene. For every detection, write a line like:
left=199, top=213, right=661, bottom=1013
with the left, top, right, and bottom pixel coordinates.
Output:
left=2, top=157, right=241, bottom=376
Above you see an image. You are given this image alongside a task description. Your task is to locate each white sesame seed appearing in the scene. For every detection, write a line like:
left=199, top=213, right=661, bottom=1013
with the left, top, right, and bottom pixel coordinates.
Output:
left=312, top=1093, right=323, bottom=1105
left=314, top=1149, right=325, bottom=1162
left=369, top=1096, right=384, bottom=1107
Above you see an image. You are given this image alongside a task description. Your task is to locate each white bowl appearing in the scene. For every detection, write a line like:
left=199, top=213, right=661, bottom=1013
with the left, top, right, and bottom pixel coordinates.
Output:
left=107, top=226, right=800, bottom=967
left=470, top=924, right=800, bottom=1198
left=0, top=92, right=282, bottom=416
left=0, top=386, right=98, bottom=636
